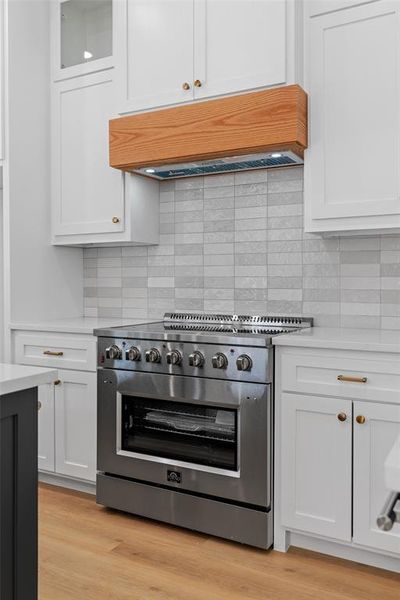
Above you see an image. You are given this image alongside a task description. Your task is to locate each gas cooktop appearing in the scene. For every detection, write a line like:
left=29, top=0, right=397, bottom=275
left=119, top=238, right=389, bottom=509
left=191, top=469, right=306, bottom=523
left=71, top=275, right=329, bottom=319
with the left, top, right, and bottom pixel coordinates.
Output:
left=95, top=312, right=313, bottom=348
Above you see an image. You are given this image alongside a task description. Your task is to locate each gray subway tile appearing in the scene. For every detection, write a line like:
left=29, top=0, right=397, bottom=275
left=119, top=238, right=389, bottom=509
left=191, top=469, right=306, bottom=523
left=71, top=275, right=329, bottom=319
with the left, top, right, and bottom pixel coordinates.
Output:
left=204, top=220, right=234, bottom=233
left=235, top=288, right=268, bottom=301
left=340, top=251, right=380, bottom=264
left=204, top=277, right=234, bottom=289
left=303, top=289, right=340, bottom=302
left=267, top=166, right=303, bottom=181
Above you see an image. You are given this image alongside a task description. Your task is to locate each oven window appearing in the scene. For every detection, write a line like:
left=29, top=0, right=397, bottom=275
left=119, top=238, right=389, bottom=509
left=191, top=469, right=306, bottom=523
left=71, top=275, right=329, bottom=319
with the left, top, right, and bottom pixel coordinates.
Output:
left=121, top=397, right=237, bottom=470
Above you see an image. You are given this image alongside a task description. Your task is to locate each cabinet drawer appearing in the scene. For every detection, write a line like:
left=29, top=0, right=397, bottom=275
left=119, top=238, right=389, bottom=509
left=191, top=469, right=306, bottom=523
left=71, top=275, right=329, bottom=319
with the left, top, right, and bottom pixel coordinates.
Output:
left=280, top=350, right=400, bottom=403
left=14, top=331, right=97, bottom=372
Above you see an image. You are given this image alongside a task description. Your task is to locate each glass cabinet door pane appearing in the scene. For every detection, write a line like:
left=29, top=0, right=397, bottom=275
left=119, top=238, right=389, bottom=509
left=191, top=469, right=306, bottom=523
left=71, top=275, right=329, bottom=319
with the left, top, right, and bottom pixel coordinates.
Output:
left=121, top=396, right=238, bottom=471
left=61, top=0, right=112, bottom=69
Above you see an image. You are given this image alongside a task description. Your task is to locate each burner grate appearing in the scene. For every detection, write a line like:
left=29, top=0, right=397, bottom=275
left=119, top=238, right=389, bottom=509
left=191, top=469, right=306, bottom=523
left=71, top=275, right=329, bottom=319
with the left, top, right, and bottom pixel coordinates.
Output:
left=164, top=312, right=313, bottom=330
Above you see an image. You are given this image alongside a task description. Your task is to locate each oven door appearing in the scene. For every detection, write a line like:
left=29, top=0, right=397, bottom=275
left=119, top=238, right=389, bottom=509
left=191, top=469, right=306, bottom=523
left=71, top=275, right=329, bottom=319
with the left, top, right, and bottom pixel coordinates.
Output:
left=97, top=369, right=271, bottom=508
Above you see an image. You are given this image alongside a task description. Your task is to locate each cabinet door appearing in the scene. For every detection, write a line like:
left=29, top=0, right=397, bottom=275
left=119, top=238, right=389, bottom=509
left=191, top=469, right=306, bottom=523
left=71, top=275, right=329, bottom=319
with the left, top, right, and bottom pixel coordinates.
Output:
left=305, top=1, right=400, bottom=233
left=52, top=70, right=125, bottom=237
left=55, top=370, right=97, bottom=482
left=353, top=401, right=400, bottom=554
left=116, top=0, right=195, bottom=113
left=51, top=0, right=113, bottom=81
left=193, top=0, right=287, bottom=100
left=38, top=383, right=55, bottom=473
left=281, top=393, right=352, bottom=541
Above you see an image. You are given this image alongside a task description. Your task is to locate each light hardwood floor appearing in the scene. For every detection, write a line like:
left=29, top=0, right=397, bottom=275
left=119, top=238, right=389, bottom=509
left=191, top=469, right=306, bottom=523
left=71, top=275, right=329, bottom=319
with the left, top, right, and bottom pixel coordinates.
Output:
left=39, top=483, right=400, bottom=600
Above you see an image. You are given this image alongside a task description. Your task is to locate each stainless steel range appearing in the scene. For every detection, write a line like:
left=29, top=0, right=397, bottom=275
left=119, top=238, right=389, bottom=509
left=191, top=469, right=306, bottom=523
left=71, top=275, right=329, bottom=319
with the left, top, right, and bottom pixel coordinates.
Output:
left=95, top=313, right=312, bottom=548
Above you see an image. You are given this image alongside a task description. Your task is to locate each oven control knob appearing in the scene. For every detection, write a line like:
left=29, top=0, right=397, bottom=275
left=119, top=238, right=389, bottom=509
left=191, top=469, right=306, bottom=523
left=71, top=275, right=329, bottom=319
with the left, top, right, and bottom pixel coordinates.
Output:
left=145, top=348, right=161, bottom=363
left=126, top=346, right=141, bottom=361
left=166, top=350, right=182, bottom=365
left=236, top=354, right=253, bottom=372
left=212, top=352, right=228, bottom=369
left=106, top=344, right=122, bottom=360
left=189, top=351, right=205, bottom=368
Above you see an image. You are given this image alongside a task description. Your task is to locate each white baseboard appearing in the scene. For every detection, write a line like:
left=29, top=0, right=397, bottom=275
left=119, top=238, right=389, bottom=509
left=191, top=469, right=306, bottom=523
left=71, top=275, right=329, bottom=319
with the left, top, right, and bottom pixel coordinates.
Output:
left=288, top=532, right=400, bottom=574
left=39, top=471, right=96, bottom=495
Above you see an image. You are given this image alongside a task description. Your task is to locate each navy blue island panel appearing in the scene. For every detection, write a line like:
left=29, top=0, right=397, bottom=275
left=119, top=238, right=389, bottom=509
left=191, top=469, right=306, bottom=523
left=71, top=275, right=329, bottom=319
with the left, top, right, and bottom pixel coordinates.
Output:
left=0, top=387, right=38, bottom=600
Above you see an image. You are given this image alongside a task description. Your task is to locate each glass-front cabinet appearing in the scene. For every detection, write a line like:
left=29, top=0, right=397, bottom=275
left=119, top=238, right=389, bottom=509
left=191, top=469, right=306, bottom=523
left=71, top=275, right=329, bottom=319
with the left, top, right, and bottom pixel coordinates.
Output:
left=52, top=0, right=113, bottom=80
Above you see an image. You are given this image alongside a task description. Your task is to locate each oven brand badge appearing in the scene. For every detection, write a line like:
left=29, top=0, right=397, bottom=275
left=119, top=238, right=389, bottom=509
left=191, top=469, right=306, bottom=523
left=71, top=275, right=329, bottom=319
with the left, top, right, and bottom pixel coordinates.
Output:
left=167, top=470, right=182, bottom=484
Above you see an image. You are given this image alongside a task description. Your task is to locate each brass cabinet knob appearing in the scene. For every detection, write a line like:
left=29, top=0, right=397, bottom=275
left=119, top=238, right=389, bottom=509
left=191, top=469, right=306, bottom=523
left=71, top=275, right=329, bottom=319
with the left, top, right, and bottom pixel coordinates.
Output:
left=356, top=415, right=366, bottom=425
left=112, top=216, right=120, bottom=224
left=337, top=412, right=347, bottom=422
left=182, top=82, right=190, bottom=90
left=38, top=401, right=42, bottom=411
left=54, top=379, right=61, bottom=386
left=194, top=79, right=202, bottom=88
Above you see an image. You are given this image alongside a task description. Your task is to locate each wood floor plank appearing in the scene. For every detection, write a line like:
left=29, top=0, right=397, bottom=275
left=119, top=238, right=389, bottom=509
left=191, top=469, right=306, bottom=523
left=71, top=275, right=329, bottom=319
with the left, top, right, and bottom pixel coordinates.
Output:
left=39, top=484, right=400, bottom=600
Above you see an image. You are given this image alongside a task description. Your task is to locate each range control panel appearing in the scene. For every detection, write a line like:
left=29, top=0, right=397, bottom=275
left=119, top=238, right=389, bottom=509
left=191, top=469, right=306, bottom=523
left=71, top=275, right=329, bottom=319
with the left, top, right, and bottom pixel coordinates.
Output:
left=97, top=337, right=272, bottom=384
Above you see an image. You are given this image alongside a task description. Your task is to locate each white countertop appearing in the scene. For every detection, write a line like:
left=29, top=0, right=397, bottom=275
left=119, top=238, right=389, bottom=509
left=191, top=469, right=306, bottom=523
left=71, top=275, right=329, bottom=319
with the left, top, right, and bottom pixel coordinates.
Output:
left=9, top=317, right=156, bottom=335
left=273, top=327, right=400, bottom=354
left=0, top=363, right=58, bottom=396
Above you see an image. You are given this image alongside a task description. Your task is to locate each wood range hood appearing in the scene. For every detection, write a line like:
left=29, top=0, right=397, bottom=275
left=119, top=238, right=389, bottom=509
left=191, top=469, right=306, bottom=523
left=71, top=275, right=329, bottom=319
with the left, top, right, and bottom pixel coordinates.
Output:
left=109, top=85, right=308, bottom=180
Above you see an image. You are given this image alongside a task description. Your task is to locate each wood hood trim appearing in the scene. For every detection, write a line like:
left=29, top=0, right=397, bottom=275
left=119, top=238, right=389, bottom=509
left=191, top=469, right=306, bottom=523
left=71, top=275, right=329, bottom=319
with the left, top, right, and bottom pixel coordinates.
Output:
left=109, top=85, right=308, bottom=171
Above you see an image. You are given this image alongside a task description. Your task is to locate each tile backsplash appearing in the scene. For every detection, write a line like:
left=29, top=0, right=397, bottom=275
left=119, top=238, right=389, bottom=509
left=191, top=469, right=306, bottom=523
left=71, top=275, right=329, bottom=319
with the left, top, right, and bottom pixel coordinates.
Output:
left=83, top=166, right=400, bottom=329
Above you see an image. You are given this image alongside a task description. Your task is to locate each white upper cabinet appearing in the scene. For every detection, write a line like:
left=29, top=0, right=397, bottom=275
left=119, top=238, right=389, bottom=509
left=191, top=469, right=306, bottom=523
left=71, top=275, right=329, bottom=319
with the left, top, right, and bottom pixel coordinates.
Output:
left=116, top=0, right=300, bottom=114
left=353, top=401, right=400, bottom=555
left=51, top=0, right=113, bottom=81
left=306, top=0, right=378, bottom=17
left=0, top=0, right=4, bottom=162
left=52, top=70, right=125, bottom=238
left=304, top=1, right=400, bottom=234
left=192, top=0, right=287, bottom=100
left=50, top=4, right=160, bottom=247
left=116, top=0, right=195, bottom=113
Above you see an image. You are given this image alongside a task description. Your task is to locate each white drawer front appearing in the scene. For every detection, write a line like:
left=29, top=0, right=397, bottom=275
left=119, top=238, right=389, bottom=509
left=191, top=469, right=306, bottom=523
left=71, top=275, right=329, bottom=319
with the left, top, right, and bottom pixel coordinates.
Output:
left=14, top=331, right=97, bottom=372
left=280, top=350, right=400, bottom=403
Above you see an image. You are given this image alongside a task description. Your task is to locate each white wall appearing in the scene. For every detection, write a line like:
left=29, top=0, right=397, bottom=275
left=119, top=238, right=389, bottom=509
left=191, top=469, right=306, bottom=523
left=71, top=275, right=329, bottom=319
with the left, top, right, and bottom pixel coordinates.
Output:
left=0, top=187, right=4, bottom=362
left=2, top=0, right=83, bottom=355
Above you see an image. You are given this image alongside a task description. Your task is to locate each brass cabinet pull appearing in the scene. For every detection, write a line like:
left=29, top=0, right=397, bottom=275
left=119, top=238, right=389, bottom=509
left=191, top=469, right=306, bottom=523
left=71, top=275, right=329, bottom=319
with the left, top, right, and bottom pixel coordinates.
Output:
left=43, top=350, right=64, bottom=357
left=112, top=216, right=120, bottom=224
left=54, top=379, right=61, bottom=386
left=356, top=415, right=366, bottom=425
left=38, top=401, right=42, bottom=411
left=194, top=79, right=202, bottom=88
left=182, top=82, right=190, bottom=90
left=337, top=412, right=347, bottom=422
left=337, top=374, right=367, bottom=384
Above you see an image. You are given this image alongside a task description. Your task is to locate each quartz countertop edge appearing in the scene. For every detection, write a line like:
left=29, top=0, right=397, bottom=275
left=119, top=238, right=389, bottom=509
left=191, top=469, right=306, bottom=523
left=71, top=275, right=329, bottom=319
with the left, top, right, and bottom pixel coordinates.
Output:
left=9, top=317, right=156, bottom=335
left=0, top=364, right=58, bottom=396
left=273, top=327, right=400, bottom=354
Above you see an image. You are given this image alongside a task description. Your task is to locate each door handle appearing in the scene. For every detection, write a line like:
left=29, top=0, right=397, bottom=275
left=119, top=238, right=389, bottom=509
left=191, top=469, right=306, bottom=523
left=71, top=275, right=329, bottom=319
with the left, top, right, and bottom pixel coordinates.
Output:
left=337, top=374, right=367, bottom=384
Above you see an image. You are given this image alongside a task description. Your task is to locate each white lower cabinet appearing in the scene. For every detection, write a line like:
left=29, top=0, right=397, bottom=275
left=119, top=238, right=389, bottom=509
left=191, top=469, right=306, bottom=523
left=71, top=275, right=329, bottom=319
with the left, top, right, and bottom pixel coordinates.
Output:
left=276, top=345, right=400, bottom=569
left=13, top=329, right=97, bottom=484
left=281, top=393, right=352, bottom=541
left=54, top=370, right=97, bottom=482
left=38, top=382, right=56, bottom=473
left=37, top=370, right=97, bottom=483
left=353, top=401, right=400, bottom=554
